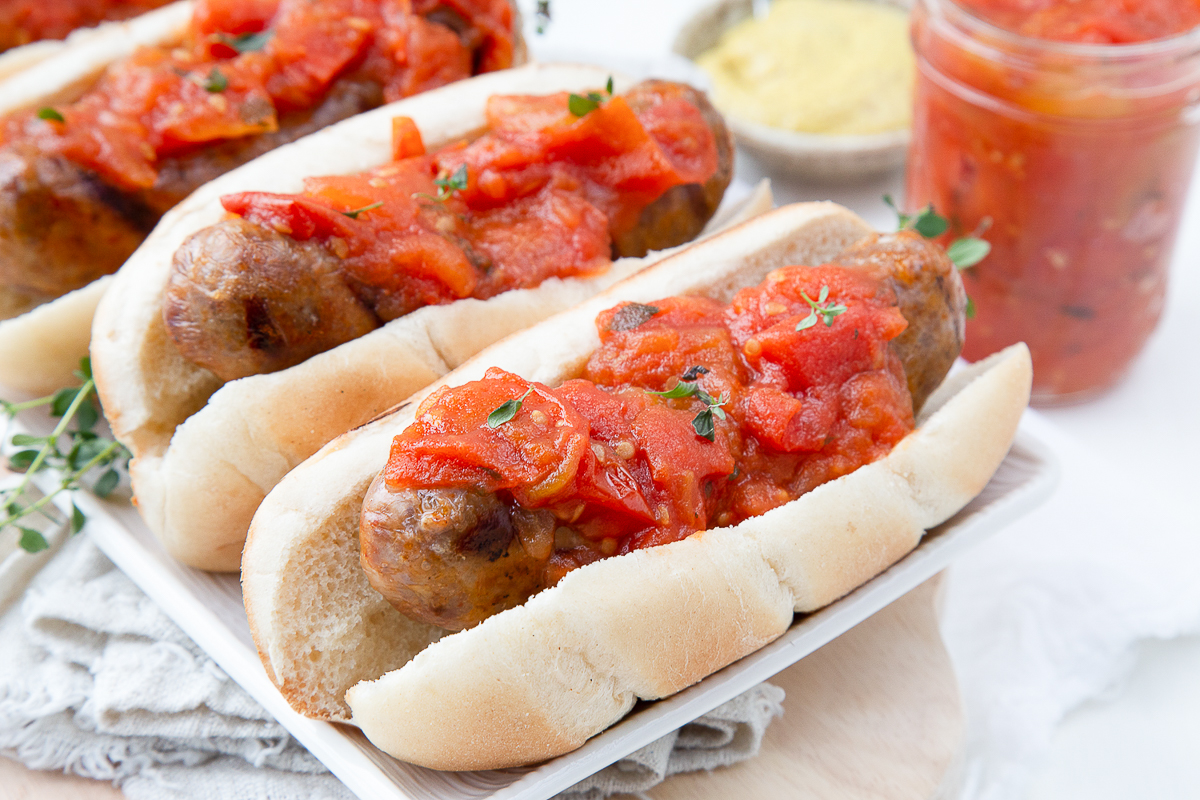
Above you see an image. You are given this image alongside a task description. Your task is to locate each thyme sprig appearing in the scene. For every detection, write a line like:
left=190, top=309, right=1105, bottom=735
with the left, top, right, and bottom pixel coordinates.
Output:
left=882, top=194, right=992, bottom=270
left=212, top=30, right=274, bottom=53
left=342, top=201, right=383, bottom=219
left=568, top=76, right=614, bottom=117
left=650, top=366, right=727, bottom=442
left=2, top=358, right=130, bottom=553
left=487, top=387, right=533, bottom=428
left=414, top=164, right=468, bottom=204
left=535, top=0, right=551, bottom=34
left=795, top=285, right=847, bottom=331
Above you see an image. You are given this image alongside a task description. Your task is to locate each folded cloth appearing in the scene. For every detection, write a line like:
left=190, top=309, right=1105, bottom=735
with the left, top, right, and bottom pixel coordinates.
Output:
left=0, top=532, right=783, bottom=800
left=939, top=412, right=1200, bottom=800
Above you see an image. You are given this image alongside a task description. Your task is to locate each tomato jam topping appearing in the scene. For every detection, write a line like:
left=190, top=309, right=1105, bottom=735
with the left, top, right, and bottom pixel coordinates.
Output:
left=0, top=0, right=173, bottom=52
left=384, top=264, right=913, bottom=581
left=221, top=86, right=720, bottom=318
left=1, top=0, right=515, bottom=190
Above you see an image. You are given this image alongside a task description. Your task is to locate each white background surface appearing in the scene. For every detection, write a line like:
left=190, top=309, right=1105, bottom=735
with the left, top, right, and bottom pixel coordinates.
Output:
left=518, top=0, right=1200, bottom=797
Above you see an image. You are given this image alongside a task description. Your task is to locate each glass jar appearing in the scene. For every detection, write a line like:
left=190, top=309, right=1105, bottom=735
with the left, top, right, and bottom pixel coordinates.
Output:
left=906, top=0, right=1200, bottom=404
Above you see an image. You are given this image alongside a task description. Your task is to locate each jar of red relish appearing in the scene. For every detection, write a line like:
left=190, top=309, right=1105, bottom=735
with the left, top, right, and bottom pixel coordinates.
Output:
left=906, top=0, right=1200, bottom=403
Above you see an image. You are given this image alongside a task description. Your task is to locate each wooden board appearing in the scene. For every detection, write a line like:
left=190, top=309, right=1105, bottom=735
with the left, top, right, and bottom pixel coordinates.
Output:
left=640, top=575, right=962, bottom=800
left=2, top=577, right=961, bottom=800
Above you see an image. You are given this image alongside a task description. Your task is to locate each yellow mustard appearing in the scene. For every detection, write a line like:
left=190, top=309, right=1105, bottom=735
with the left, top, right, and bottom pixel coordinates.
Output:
left=695, top=0, right=914, bottom=135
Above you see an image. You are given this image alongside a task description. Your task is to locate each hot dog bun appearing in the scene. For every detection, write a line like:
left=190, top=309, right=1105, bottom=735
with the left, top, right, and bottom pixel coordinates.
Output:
left=0, top=1, right=194, bottom=394
left=91, top=62, right=768, bottom=571
left=241, top=201, right=1029, bottom=769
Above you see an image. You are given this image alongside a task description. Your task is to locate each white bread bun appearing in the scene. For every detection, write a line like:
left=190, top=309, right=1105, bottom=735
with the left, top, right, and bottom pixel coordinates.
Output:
left=0, top=1, right=194, bottom=394
left=241, top=201, right=1030, bottom=770
left=91, top=62, right=770, bottom=571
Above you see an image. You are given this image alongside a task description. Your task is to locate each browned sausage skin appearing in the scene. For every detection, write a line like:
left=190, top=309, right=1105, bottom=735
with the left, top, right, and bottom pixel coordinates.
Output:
left=0, top=145, right=157, bottom=312
left=359, top=234, right=966, bottom=631
left=359, top=480, right=557, bottom=630
left=612, top=80, right=734, bottom=259
left=832, top=229, right=967, bottom=412
left=164, top=219, right=380, bottom=381
left=162, top=79, right=735, bottom=383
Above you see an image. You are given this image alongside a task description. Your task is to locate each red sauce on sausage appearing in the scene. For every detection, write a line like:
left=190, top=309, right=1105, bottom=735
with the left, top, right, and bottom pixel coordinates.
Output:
left=220, top=90, right=720, bottom=318
left=955, top=0, right=1200, bottom=44
left=0, top=0, right=173, bottom=51
left=384, top=264, right=914, bottom=580
left=0, top=0, right=515, bottom=190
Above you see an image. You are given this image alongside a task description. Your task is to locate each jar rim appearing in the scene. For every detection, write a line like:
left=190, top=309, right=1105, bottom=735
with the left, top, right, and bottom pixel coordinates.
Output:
left=926, top=0, right=1200, bottom=60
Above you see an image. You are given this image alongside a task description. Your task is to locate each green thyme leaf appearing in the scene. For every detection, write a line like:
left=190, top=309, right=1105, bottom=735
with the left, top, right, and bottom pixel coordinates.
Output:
left=606, top=75, right=614, bottom=95
left=204, top=68, right=228, bottom=93
left=71, top=503, right=86, bottom=534
left=11, top=433, right=47, bottom=447
left=883, top=194, right=949, bottom=238
left=692, top=408, right=716, bottom=441
left=796, top=286, right=848, bottom=330
left=8, top=450, right=38, bottom=471
left=965, top=296, right=976, bottom=319
left=681, top=365, right=709, bottom=382
left=75, top=401, right=99, bottom=432
left=414, top=164, right=470, bottom=204
left=51, top=387, right=79, bottom=417
left=568, top=93, right=600, bottom=117
left=947, top=237, right=991, bottom=269
left=18, top=527, right=48, bottom=553
left=487, top=388, right=533, bottom=428
left=75, top=356, right=93, bottom=383
left=650, top=381, right=700, bottom=400
left=912, top=207, right=948, bottom=238
left=342, top=201, right=383, bottom=219
left=434, top=163, right=469, bottom=197
left=93, top=469, right=120, bottom=498
left=37, top=107, right=64, bottom=123
left=214, top=30, right=274, bottom=53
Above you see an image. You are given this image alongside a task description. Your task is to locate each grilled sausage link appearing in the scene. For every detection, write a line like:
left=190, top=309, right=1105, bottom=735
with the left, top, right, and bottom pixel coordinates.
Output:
left=360, top=232, right=967, bottom=631
left=832, top=229, right=967, bottom=412
left=164, top=218, right=380, bottom=381
left=163, top=79, right=734, bottom=383
left=359, top=475, right=557, bottom=631
left=0, top=144, right=158, bottom=311
left=612, top=80, right=734, bottom=259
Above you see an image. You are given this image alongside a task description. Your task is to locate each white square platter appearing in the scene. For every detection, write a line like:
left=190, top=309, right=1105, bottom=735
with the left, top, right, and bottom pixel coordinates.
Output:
left=41, top=421, right=1057, bottom=800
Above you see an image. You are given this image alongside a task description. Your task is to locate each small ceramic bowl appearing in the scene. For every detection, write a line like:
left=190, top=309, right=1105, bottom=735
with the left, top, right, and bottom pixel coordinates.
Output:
left=673, top=0, right=912, bottom=183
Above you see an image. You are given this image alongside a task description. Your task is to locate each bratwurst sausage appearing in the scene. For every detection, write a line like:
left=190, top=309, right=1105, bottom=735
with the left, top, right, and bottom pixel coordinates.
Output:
left=834, top=229, right=967, bottom=412
left=359, top=232, right=967, bottom=631
left=163, top=79, right=734, bottom=383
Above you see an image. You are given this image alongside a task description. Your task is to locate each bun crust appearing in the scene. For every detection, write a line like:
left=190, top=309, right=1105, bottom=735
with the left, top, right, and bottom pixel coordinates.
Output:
left=239, top=202, right=1026, bottom=771
left=91, top=63, right=766, bottom=571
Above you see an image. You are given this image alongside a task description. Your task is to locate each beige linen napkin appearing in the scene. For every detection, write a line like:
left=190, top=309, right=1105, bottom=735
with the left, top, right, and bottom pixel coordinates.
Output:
left=0, top=531, right=783, bottom=800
